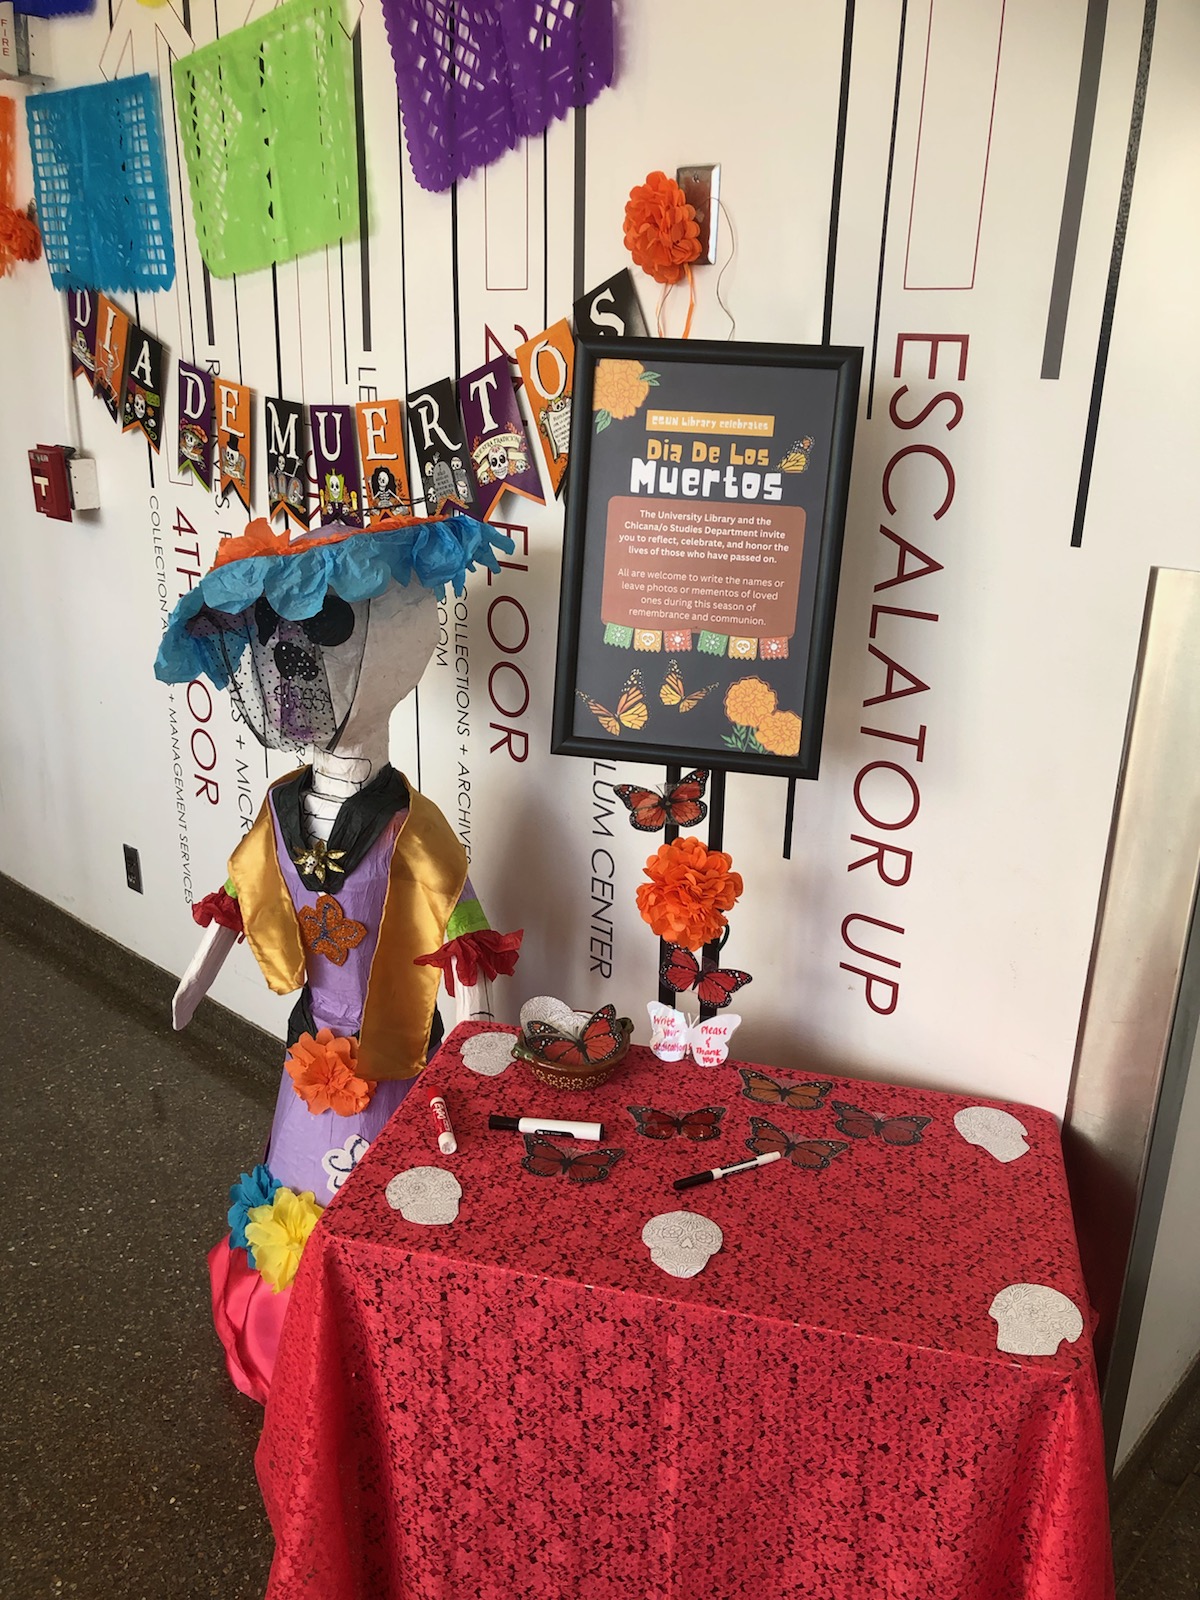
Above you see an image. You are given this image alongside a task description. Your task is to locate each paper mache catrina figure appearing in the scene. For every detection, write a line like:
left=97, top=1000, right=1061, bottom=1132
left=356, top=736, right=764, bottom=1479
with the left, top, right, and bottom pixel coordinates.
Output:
left=155, top=510, right=523, bottom=1402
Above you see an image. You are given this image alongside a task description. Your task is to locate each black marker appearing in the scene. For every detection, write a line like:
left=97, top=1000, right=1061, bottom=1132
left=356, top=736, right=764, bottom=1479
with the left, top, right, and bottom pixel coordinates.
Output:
left=673, top=1151, right=781, bottom=1191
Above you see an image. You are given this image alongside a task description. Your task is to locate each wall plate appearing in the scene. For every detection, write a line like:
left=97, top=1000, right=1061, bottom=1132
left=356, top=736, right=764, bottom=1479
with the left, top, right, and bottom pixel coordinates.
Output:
left=676, top=163, right=721, bottom=266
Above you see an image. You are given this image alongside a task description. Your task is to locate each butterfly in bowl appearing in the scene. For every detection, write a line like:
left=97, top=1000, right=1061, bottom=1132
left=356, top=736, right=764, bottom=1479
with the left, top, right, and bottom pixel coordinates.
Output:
left=613, top=769, right=708, bottom=832
left=738, top=1070, right=831, bottom=1111
left=520, top=1136, right=624, bottom=1182
left=627, top=1105, right=726, bottom=1142
left=660, top=945, right=752, bottom=1010
left=746, top=1118, right=847, bottom=1171
left=576, top=670, right=648, bottom=737
left=521, top=1003, right=631, bottom=1068
left=832, top=1101, right=931, bottom=1146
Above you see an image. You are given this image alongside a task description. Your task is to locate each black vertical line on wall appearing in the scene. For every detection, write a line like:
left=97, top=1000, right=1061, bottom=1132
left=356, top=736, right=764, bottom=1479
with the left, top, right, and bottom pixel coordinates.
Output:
left=573, top=106, right=587, bottom=302
left=181, top=0, right=190, bottom=34
left=165, top=47, right=198, bottom=362
left=202, top=265, right=215, bottom=350
left=1042, top=0, right=1110, bottom=381
left=821, top=0, right=856, bottom=346
left=352, top=21, right=372, bottom=352
left=657, top=765, right=684, bottom=1008
left=339, top=242, right=350, bottom=387
left=1071, top=0, right=1157, bottom=549
left=542, top=131, right=550, bottom=329
left=450, top=182, right=462, bottom=378
left=270, top=266, right=283, bottom=396
left=866, top=0, right=909, bottom=420
left=785, top=0, right=856, bottom=860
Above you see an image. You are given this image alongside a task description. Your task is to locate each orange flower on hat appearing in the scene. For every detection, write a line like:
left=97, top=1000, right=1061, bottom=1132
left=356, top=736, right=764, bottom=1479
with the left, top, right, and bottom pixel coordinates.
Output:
left=636, top=835, right=744, bottom=950
left=285, top=1028, right=377, bottom=1117
left=624, top=171, right=702, bottom=285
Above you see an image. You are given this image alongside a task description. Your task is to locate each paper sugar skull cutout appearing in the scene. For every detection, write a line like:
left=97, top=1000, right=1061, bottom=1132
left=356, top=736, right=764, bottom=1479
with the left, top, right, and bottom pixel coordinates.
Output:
left=386, top=1166, right=463, bottom=1225
left=954, top=1106, right=1030, bottom=1163
left=641, top=1211, right=723, bottom=1278
left=989, top=1284, right=1083, bottom=1355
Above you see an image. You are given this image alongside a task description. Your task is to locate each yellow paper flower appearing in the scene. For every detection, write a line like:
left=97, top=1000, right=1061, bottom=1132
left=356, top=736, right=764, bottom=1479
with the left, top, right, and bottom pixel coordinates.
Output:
left=245, top=1187, right=324, bottom=1293
left=724, top=676, right=777, bottom=728
left=755, top=710, right=802, bottom=757
left=593, top=360, right=653, bottom=422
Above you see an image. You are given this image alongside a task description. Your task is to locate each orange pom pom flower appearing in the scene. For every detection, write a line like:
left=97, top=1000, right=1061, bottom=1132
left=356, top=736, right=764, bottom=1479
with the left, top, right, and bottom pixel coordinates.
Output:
left=623, top=171, right=701, bottom=286
left=285, top=1028, right=377, bottom=1117
left=635, top=835, right=744, bottom=951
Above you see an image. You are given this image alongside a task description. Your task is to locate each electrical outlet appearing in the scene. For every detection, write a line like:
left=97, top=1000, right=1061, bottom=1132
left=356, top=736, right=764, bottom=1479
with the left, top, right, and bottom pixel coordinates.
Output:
left=676, top=163, right=721, bottom=265
left=123, top=845, right=143, bottom=894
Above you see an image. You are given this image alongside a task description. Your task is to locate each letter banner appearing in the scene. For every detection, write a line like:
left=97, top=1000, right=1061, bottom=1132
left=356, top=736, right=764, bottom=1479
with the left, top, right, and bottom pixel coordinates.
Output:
left=66, top=290, right=97, bottom=388
left=309, top=403, right=362, bottom=527
left=93, top=294, right=131, bottom=423
left=356, top=399, right=413, bottom=520
left=516, top=319, right=574, bottom=499
left=215, top=377, right=253, bottom=513
left=458, top=354, right=544, bottom=522
left=572, top=268, right=646, bottom=340
left=265, top=397, right=309, bottom=529
left=406, top=377, right=477, bottom=517
left=121, top=326, right=165, bottom=453
left=177, top=362, right=215, bottom=489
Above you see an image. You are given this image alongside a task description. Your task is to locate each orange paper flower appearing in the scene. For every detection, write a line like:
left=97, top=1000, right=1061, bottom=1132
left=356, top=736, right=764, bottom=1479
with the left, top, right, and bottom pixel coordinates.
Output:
left=0, top=205, right=41, bottom=264
left=623, top=171, right=701, bottom=286
left=636, top=835, right=744, bottom=950
left=285, top=1028, right=377, bottom=1117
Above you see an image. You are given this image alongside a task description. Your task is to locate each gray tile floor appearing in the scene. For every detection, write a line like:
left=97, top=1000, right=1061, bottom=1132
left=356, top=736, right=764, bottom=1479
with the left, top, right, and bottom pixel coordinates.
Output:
left=1, top=881, right=1196, bottom=1598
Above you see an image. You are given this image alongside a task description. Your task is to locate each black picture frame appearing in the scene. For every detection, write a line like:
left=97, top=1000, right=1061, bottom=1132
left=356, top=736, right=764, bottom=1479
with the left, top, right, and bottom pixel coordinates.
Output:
left=551, top=335, right=863, bottom=780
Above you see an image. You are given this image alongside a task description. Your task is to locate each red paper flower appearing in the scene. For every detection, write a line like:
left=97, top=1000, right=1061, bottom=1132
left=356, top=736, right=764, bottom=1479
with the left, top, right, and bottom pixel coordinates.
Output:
left=285, top=1029, right=377, bottom=1117
left=0, top=204, right=41, bottom=264
left=191, top=885, right=245, bottom=937
left=635, top=836, right=743, bottom=950
left=413, top=928, right=524, bottom=997
left=623, top=171, right=701, bottom=286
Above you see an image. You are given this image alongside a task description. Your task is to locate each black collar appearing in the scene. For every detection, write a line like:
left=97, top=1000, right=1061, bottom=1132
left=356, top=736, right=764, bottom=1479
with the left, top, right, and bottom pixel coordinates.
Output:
left=271, top=764, right=409, bottom=893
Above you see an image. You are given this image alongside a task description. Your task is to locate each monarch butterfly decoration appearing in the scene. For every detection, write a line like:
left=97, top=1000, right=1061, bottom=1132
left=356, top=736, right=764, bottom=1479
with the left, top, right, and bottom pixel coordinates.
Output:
left=576, top=670, right=649, bottom=737
left=519, top=1003, right=632, bottom=1070
left=627, top=1105, right=727, bottom=1142
left=659, top=659, right=716, bottom=713
left=831, top=1102, right=932, bottom=1146
left=737, top=1069, right=831, bottom=1111
left=745, top=1117, right=847, bottom=1171
left=520, top=1136, right=625, bottom=1182
left=613, top=769, right=709, bottom=832
left=661, top=945, right=753, bottom=1010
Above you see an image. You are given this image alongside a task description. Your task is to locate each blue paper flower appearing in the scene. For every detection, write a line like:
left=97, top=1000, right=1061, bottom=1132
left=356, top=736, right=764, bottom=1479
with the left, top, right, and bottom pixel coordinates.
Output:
left=228, top=1164, right=282, bottom=1264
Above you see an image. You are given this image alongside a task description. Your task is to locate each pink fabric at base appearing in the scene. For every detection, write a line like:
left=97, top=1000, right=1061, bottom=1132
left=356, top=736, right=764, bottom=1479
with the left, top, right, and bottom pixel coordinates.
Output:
left=208, top=1237, right=291, bottom=1406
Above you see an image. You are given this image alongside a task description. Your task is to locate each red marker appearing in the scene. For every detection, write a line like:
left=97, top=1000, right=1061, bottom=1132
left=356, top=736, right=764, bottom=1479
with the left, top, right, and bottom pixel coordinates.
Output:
left=429, top=1094, right=457, bottom=1155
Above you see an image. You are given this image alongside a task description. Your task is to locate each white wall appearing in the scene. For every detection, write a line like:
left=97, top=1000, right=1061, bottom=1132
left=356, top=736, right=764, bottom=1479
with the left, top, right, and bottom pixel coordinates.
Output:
left=1, top=0, right=1198, bottom=1127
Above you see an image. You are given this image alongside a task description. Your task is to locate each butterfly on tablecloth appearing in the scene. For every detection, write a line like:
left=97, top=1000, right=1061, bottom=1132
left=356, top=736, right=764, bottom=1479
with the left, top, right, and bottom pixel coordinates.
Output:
left=737, top=1069, right=831, bottom=1111
left=522, top=1003, right=631, bottom=1069
left=646, top=1002, right=741, bottom=1067
left=576, top=670, right=649, bottom=737
left=659, top=660, right=716, bottom=713
left=832, top=1101, right=931, bottom=1146
left=746, top=1117, right=847, bottom=1171
left=520, top=1136, right=625, bottom=1183
left=613, top=769, right=708, bottom=832
left=660, top=945, right=752, bottom=1010
left=627, top=1105, right=726, bottom=1142
left=297, top=894, right=367, bottom=966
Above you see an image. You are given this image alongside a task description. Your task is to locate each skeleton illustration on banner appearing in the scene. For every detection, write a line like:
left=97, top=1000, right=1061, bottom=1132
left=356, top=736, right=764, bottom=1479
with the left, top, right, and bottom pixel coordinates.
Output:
left=177, top=363, right=215, bottom=489
left=265, top=397, right=308, bottom=528
left=154, top=507, right=522, bottom=1404
left=121, top=327, right=165, bottom=452
left=67, top=290, right=97, bottom=386
left=93, top=294, right=130, bottom=422
left=356, top=399, right=412, bottom=520
left=516, top=320, right=574, bottom=497
left=215, top=377, right=252, bottom=512
left=310, top=403, right=363, bottom=527
left=458, top=355, right=543, bottom=521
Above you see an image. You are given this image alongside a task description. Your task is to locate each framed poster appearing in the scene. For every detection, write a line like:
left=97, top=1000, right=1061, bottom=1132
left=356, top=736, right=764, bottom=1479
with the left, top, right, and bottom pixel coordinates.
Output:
left=551, top=336, right=862, bottom=779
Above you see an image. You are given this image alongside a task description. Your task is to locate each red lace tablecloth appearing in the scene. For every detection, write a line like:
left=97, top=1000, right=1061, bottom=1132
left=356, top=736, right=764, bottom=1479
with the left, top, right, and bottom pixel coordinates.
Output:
left=257, top=1023, right=1113, bottom=1600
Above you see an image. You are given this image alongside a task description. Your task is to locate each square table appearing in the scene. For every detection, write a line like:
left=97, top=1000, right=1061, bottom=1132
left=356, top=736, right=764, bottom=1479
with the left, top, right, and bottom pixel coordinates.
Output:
left=257, top=1022, right=1113, bottom=1599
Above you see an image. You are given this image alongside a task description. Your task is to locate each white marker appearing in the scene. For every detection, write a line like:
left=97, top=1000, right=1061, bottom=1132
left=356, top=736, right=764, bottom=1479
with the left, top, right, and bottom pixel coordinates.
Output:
left=429, top=1094, right=457, bottom=1155
left=488, top=1114, right=605, bottom=1141
left=674, top=1151, right=782, bottom=1191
